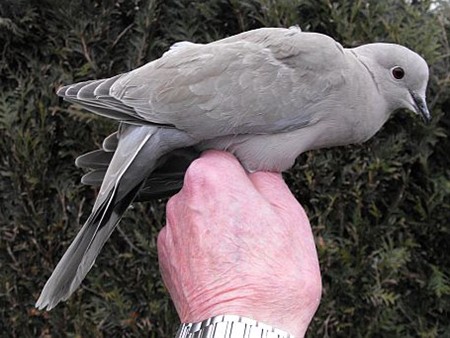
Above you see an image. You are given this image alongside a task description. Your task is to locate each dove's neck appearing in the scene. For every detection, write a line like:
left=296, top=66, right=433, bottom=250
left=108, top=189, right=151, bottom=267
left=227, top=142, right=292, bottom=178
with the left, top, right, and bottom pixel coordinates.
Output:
left=350, top=50, right=382, bottom=94
left=347, top=50, right=392, bottom=139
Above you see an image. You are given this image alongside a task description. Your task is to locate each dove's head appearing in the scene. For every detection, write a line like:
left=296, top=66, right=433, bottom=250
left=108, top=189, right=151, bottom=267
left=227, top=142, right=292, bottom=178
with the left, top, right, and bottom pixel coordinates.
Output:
left=353, top=43, right=431, bottom=123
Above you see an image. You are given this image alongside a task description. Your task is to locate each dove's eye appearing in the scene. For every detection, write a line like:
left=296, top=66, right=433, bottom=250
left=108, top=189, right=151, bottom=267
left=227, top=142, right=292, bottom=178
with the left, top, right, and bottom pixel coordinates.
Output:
left=392, top=66, right=405, bottom=79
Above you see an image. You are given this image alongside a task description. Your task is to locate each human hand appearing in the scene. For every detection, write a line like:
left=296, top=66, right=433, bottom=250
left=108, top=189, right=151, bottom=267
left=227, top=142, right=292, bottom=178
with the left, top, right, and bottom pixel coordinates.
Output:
left=157, top=150, right=321, bottom=337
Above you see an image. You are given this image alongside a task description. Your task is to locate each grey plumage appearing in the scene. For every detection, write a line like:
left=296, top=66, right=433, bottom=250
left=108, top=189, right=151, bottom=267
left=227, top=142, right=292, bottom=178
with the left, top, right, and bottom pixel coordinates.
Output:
left=36, top=26, right=430, bottom=310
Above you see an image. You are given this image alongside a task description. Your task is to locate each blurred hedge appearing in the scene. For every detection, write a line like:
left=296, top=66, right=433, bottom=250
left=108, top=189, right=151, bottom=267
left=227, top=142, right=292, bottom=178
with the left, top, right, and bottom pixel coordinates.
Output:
left=1, top=0, right=449, bottom=337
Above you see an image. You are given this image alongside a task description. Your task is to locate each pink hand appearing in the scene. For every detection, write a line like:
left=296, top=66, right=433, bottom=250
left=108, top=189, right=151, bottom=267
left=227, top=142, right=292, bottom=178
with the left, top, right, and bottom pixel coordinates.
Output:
left=157, top=150, right=321, bottom=337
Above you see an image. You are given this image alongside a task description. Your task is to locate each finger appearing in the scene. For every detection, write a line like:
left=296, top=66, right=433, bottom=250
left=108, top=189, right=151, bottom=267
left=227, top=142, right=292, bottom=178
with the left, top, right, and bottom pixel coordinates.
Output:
left=248, top=171, right=311, bottom=229
left=187, top=150, right=249, bottom=186
left=248, top=171, right=297, bottom=205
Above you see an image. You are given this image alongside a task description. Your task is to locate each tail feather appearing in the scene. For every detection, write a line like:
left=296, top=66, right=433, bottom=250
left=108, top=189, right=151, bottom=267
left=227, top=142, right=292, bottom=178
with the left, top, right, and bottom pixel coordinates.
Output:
left=35, top=192, right=118, bottom=310
left=76, top=135, right=200, bottom=199
left=80, top=170, right=186, bottom=200
left=75, top=149, right=113, bottom=169
left=36, top=125, right=196, bottom=310
left=136, top=172, right=185, bottom=201
left=102, top=132, right=119, bottom=152
left=81, top=169, right=107, bottom=186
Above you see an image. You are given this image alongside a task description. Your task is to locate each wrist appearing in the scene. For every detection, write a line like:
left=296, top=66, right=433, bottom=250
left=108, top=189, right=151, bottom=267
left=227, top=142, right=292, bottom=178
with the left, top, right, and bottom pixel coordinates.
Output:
left=177, top=286, right=318, bottom=338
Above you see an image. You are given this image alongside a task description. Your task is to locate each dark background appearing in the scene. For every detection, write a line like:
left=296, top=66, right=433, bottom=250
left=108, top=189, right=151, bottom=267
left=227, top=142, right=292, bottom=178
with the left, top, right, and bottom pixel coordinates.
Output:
left=1, top=0, right=449, bottom=336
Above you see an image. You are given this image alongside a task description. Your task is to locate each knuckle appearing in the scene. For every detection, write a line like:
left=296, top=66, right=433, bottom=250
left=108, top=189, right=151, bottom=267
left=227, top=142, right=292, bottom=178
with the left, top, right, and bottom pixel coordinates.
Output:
left=157, top=226, right=167, bottom=249
left=183, top=151, right=245, bottom=194
left=184, top=157, right=219, bottom=189
left=166, top=195, right=178, bottom=214
left=165, top=195, right=181, bottom=228
left=303, top=265, right=323, bottom=307
left=307, top=274, right=323, bottom=301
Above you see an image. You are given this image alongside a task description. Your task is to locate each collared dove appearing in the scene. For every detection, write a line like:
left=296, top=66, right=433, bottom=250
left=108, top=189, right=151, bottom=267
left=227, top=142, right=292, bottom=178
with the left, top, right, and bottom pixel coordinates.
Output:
left=36, top=26, right=430, bottom=310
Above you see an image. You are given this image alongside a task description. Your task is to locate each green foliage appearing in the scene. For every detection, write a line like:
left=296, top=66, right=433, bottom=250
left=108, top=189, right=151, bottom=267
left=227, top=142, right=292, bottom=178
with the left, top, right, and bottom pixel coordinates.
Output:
left=0, top=0, right=449, bottom=336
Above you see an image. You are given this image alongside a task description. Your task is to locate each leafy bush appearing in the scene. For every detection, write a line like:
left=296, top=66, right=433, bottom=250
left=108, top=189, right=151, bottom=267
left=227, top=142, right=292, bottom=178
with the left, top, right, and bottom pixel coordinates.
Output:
left=1, top=0, right=449, bottom=336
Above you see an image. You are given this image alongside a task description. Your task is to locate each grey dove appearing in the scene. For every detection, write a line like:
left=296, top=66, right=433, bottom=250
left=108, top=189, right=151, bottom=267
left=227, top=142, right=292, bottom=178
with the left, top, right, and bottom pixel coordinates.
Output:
left=36, top=26, right=430, bottom=310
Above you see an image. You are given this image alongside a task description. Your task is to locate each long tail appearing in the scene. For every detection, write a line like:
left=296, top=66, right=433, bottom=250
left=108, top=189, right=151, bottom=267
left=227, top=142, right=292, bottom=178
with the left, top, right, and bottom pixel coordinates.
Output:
left=36, top=124, right=195, bottom=310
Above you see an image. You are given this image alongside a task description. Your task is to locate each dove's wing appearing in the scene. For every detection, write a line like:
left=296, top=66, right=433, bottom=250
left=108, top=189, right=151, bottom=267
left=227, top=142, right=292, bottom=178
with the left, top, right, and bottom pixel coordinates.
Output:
left=59, top=27, right=348, bottom=138
left=113, top=27, right=347, bottom=137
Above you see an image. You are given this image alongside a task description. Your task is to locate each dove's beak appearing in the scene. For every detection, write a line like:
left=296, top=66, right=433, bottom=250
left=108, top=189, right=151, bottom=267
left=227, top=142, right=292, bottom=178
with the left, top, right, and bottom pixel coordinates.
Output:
left=410, top=91, right=431, bottom=124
